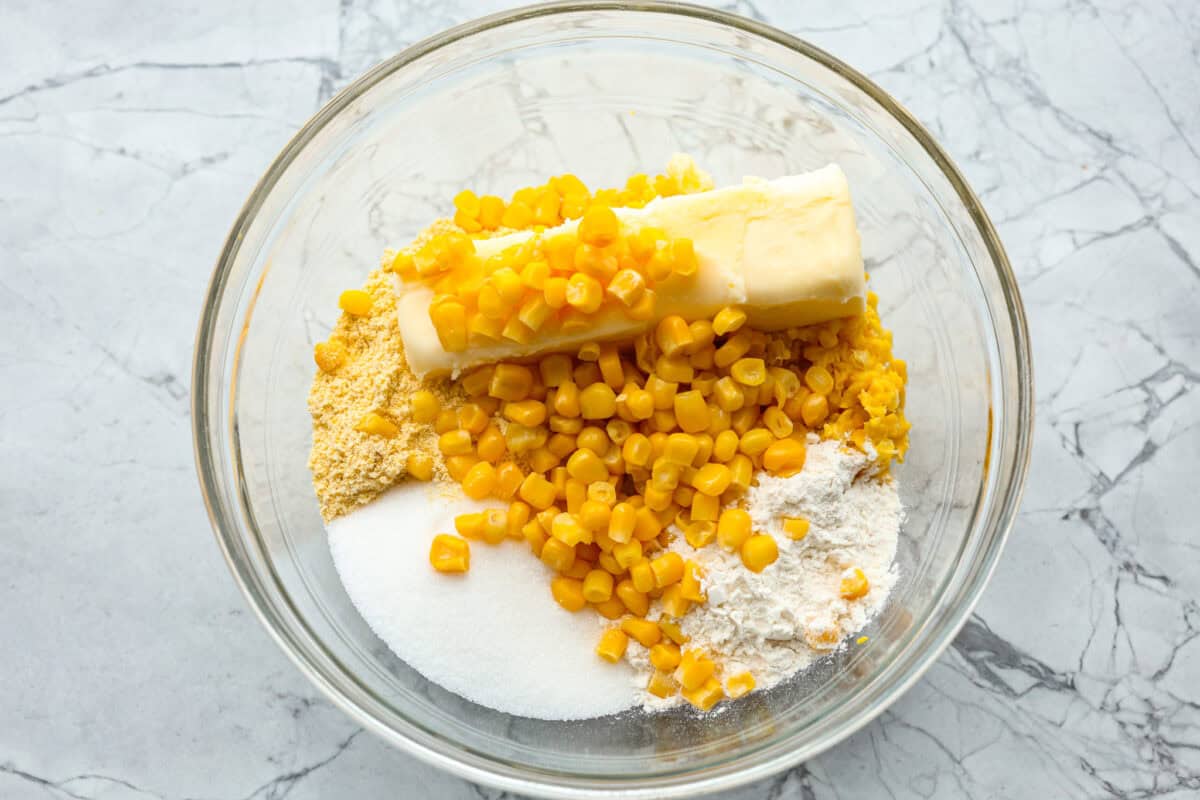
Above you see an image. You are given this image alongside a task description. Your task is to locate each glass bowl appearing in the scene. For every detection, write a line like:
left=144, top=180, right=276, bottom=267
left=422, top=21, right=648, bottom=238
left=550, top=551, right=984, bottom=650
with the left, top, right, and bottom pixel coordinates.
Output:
left=192, top=2, right=1033, bottom=796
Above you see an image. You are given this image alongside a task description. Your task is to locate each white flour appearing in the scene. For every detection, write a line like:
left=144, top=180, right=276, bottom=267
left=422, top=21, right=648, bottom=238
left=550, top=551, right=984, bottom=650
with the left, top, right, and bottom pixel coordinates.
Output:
left=629, top=437, right=902, bottom=707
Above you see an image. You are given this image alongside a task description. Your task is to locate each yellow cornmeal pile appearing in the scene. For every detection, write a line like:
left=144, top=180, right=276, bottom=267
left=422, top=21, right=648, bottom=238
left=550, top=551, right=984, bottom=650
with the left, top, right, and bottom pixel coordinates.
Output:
left=308, top=159, right=910, bottom=709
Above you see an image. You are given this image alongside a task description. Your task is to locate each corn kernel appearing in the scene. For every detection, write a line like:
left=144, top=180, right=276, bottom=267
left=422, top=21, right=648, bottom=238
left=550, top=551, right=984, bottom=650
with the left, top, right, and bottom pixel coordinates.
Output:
left=580, top=383, right=618, bottom=419
left=691, top=492, right=719, bottom=523
left=579, top=499, right=611, bottom=532
left=649, top=642, right=681, bottom=671
left=762, top=406, right=794, bottom=438
left=711, top=306, right=746, bottom=335
left=538, top=354, right=572, bottom=387
left=489, top=363, right=533, bottom=401
left=612, top=539, right=644, bottom=570
left=578, top=205, right=619, bottom=247
left=552, top=380, right=582, bottom=418
left=691, top=463, right=732, bottom=496
left=661, top=584, right=691, bottom=618
left=615, top=579, right=650, bottom=617
left=607, top=502, right=637, bottom=543
left=628, top=559, right=655, bottom=593
left=621, top=617, right=662, bottom=648
left=471, top=426, right=504, bottom=464
left=438, top=429, right=473, bottom=457
left=741, top=534, right=779, bottom=573
left=564, top=272, right=603, bottom=314
left=562, top=558, right=592, bottom=580
left=840, top=567, right=870, bottom=599
left=576, top=426, right=609, bottom=455
left=678, top=650, right=716, bottom=691
left=565, top=449, right=607, bottom=484
left=354, top=412, right=399, bottom=438
left=621, top=433, right=651, bottom=467
left=671, top=238, right=698, bottom=277
left=429, top=299, right=468, bottom=351
left=505, top=423, right=548, bottom=454
left=762, top=438, right=806, bottom=476
left=540, top=537, right=575, bottom=572
left=457, top=403, right=490, bottom=435
left=549, top=414, right=584, bottom=434
left=655, top=354, right=694, bottom=384
left=655, top=315, right=694, bottom=357
left=643, top=485, right=673, bottom=511
left=607, top=268, right=646, bottom=306
left=633, top=506, right=663, bottom=541
left=680, top=560, right=705, bottom=602
left=339, top=289, right=373, bottom=317
left=800, top=392, right=830, bottom=427
left=658, top=619, right=689, bottom=645
left=454, top=512, right=485, bottom=539
left=717, top=508, right=752, bottom=551
left=714, top=331, right=752, bottom=368
left=650, top=552, right=684, bottom=588
left=728, top=454, right=753, bottom=492
left=805, top=364, right=835, bottom=395
left=499, top=400, right=543, bottom=428
left=682, top=677, right=724, bottom=711
left=460, top=366, right=494, bottom=398
left=582, top=569, right=615, bottom=603
left=409, top=389, right=440, bottom=424
left=551, top=576, right=587, bottom=611
left=574, top=361, right=602, bottom=387
left=738, top=428, right=773, bottom=456
left=406, top=452, right=434, bottom=481
left=649, top=409, right=677, bottom=433
left=684, top=520, right=717, bottom=549
left=598, top=346, right=624, bottom=390
left=647, top=670, right=678, bottom=699
left=444, top=455, right=478, bottom=482
left=543, top=276, right=569, bottom=309
left=519, top=473, right=558, bottom=509
left=673, top=390, right=710, bottom=434
left=479, top=508, right=507, bottom=544
left=314, top=339, right=348, bottom=373
left=783, top=516, right=810, bottom=540
left=429, top=534, right=470, bottom=573
left=565, top=478, right=587, bottom=514
left=461, top=461, right=497, bottom=500
left=593, top=627, right=628, bottom=663
left=723, top=671, right=756, bottom=700
left=730, top=357, right=766, bottom=387
left=627, top=288, right=657, bottom=321
left=593, top=596, right=626, bottom=619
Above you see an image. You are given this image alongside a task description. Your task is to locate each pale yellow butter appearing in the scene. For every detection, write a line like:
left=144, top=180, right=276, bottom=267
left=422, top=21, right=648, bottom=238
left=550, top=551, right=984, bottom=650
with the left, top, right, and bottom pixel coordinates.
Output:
left=396, top=163, right=865, bottom=377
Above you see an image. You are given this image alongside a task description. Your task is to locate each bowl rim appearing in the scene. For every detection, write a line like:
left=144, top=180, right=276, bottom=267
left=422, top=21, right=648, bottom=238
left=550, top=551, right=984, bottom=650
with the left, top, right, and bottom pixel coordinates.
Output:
left=192, top=1, right=1034, bottom=796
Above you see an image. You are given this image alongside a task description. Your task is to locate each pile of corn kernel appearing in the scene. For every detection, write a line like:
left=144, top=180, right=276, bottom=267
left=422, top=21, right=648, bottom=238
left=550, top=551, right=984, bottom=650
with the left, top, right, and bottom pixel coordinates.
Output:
left=316, top=162, right=910, bottom=712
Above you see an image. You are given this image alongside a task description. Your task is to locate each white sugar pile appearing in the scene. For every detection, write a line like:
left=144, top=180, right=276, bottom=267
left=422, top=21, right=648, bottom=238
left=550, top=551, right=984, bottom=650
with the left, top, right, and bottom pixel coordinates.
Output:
left=327, top=484, right=638, bottom=720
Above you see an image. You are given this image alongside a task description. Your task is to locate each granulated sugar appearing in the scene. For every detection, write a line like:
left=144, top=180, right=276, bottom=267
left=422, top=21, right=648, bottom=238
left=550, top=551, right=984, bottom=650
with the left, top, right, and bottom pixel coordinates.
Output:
left=328, top=484, right=638, bottom=720
left=629, top=438, right=902, bottom=707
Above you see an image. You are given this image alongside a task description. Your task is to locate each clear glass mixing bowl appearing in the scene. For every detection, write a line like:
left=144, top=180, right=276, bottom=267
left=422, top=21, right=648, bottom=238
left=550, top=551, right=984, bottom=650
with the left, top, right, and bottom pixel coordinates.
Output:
left=192, top=3, right=1033, bottom=796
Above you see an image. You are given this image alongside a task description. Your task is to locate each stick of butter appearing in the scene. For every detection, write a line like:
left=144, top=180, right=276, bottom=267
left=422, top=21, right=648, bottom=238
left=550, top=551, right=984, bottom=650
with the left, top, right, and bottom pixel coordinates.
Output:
left=396, top=164, right=865, bottom=377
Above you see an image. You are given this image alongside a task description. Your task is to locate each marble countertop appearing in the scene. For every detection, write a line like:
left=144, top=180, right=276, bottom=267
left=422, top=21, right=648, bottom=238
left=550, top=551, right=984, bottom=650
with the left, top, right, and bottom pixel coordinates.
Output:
left=3, top=0, right=1197, bottom=797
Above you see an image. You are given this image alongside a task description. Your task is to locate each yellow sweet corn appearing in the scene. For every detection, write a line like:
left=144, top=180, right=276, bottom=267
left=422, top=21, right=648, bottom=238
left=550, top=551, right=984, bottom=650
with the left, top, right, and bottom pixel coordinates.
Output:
left=628, top=559, right=655, bottom=593
left=660, top=584, right=691, bottom=618
left=596, top=627, right=628, bottom=663
left=650, top=552, right=684, bottom=588
left=655, top=315, right=694, bottom=357
left=621, top=617, right=662, bottom=648
left=740, top=534, right=779, bottom=573
left=313, top=339, right=348, bottom=373
left=725, top=671, right=756, bottom=699
left=648, top=642, right=681, bottom=671
left=519, top=473, right=558, bottom=509
left=429, top=534, right=470, bottom=573
left=489, top=363, right=534, bottom=401
left=551, top=577, right=587, bottom=611
left=615, top=578, right=650, bottom=617
left=354, top=412, right=398, bottom=438
left=762, top=438, right=806, bottom=476
left=444, top=455, right=478, bottom=482
left=579, top=382, right=617, bottom=419
left=840, top=567, right=870, bottom=599
left=730, top=357, right=766, bottom=386
left=540, top=537, right=575, bottom=572
left=338, top=289, right=373, bottom=317
left=682, top=677, right=724, bottom=711
left=691, top=463, right=732, bottom=496
left=658, top=618, right=689, bottom=645
left=406, top=452, right=434, bottom=481
left=711, top=306, right=747, bottom=335
left=582, top=569, right=615, bottom=603
left=461, top=461, right=497, bottom=500
left=647, top=670, right=678, bottom=699
left=762, top=406, right=794, bottom=439
left=680, top=560, right=705, bottom=602
left=717, top=508, right=752, bottom=551
left=678, top=649, right=716, bottom=691
left=783, top=516, right=810, bottom=540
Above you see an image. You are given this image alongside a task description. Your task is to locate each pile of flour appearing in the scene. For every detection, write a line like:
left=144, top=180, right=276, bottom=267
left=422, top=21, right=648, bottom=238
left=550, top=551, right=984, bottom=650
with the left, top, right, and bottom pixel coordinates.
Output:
left=630, top=437, right=902, bottom=707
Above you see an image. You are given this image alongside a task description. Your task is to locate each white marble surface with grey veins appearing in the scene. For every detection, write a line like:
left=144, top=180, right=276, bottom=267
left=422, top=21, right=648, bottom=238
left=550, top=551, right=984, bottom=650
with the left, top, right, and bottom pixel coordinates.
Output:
left=2, top=0, right=1198, bottom=797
